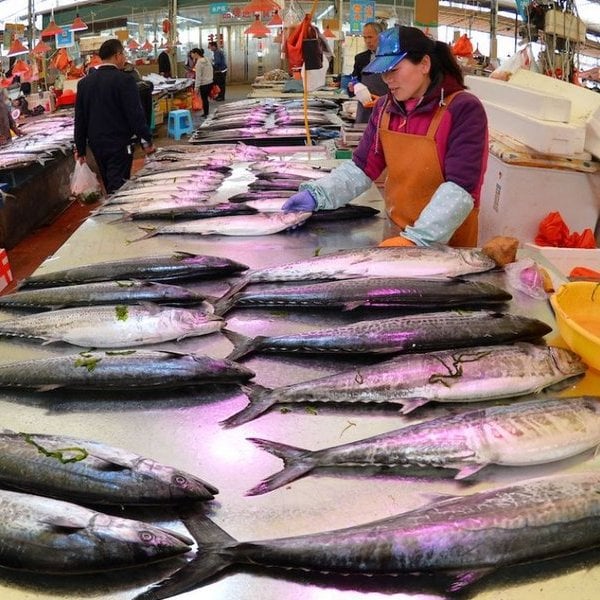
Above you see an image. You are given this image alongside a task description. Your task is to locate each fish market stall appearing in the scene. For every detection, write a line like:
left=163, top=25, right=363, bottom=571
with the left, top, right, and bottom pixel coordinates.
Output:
left=0, top=154, right=599, bottom=600
left=0, top=114, right=75, bottom=249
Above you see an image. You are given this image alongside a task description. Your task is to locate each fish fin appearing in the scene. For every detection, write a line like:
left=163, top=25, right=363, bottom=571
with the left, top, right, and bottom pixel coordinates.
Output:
left=342, top=301, right=365, bottom=311
left=39, top=515, right=88, bottom=531
left=245, top=437, right=315, bottom=496
left=107, top=211, right=132, bottom=224
left=454, top=463, right=488, bottom=480
left=447, top=568, right=495, bottom=592
left=128, top=227, right=159, bottom=243
left=36, top=384, right=64, bottom=392
left=134, top=509, right=236, bottom=600
left=219, top=384, right=276, bottom=428
left=222, top=329, right=263, bottom=362
left=399, top=397, right=431, bottom=415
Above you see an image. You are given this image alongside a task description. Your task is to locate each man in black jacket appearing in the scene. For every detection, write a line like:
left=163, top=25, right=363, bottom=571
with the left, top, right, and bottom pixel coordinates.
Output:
left=74, top=39, right=155, bottom=193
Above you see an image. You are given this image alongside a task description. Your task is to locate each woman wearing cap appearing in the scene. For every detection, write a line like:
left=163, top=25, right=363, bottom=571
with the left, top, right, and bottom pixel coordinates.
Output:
left=283, top=25, right=488, bottom=248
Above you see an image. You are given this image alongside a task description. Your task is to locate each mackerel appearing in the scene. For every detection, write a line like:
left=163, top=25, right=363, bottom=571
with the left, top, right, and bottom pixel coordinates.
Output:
left=214, top=276, right=512, bottom=315
left=134, top=470, right=600, bottom=598
left=0, top=489, right=192, bottom=573
left=20, top=252, right=248, bottom=288
left=0, top=305, right=223, bottom=348
left=0, top=349, right=254, bottom=390
left=136, top=211, right=311, bottom=240
left=224, top=310, right=551, bottom=362
left=247, top=396, right=599, bottom=494
left=0, top=429, right=219, bottom=503
left=222, top=343, right=583, bottom=426
left=238, top=246, right=497, bottom=288
left=0, top=280, right=205, bottom=309
left=114, top=202, right=258, bottom=222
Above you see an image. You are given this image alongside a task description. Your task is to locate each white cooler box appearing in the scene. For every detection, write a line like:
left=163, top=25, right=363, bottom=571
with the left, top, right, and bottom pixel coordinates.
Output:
left=478, top=153, right=600, bottom=246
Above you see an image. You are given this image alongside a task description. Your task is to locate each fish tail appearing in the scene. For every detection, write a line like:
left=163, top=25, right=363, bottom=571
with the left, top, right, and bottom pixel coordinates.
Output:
left=219, top=383, right=277, bottom=427
left=212, top=285, right=238, bottom=317
left=134, top=509, right=237, bottom=600
left=223, top=329, right=264, bottom=361
left=127, top=227, right=158, bottom=243
left=107, top=211, right=132, bottom=224
left=245, top=437, right=315, bottom=495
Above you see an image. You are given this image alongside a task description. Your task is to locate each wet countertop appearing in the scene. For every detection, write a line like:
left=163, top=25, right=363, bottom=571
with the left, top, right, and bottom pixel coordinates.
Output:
left=0, top=159, right=598, bottom=600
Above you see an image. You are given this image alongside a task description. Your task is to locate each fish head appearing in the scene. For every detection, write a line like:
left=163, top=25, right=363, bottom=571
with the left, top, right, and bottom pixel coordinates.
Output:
left=88, top=513, right=193, bottom=565
left=548, top=346, right=588, bottom=376
left=459, top=248, right=497, bottom=272
left=176, top=310, right=224, bottom=338
left=168, top=471, right=220, bottom=501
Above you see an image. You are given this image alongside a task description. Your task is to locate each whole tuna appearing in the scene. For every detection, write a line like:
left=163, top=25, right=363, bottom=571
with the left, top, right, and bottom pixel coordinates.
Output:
left=0, top=431, right=218, bottom=504
left=246, top=396, right=600, bottom=494
left=221, top=343, right=584, bottom=426
left=0, top=350, right=254, bottom=390
left=0, top=305, right=223, bottom=348
left=20, top=252, right=248, bottom=288
left=224, top=310, right=552, bottom=361
left=0, top=489, right=192, bottom=573
left=214, top=276, right=512, bottom=315
left=0, top=280, right=205, bottom=310
left=134, top=470, right=600, bottom=599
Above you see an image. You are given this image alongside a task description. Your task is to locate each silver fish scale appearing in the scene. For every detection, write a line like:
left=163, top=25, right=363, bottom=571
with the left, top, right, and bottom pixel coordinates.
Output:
left=234, top=471, right=600, bottom=573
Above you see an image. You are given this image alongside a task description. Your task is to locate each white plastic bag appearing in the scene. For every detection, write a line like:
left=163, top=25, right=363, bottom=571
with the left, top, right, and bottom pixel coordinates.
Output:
left=70, top=161, right=102, bottom=203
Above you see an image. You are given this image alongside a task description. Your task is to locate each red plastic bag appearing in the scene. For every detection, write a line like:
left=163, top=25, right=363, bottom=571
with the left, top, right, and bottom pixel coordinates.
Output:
left=209, top=84, right=220, bottom=100
left=191, top=91, right=202, bottom=112
left=535, top=212, right=597, bottom=248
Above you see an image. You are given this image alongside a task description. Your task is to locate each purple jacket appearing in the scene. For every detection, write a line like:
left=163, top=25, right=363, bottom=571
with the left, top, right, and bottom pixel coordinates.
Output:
left=352, top=74, right=488, bottom=206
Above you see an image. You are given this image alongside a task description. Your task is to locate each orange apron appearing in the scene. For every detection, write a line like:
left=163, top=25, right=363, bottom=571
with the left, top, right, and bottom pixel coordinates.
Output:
left=379, top=92, right=479, bottom=247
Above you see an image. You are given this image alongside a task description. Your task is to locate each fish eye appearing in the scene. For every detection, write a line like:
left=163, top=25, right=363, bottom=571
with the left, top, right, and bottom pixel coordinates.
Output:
left=173, top=474, right=188, bottom=486
left=139, top=530, right=155, bottom=543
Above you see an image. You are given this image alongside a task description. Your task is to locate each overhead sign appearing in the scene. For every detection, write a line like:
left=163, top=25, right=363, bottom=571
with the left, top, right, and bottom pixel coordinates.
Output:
left=210, top=3, right=229, bottom=14
left=55, top=28, right=75, bottom=48
left=349, top=0, right=376, bottom=34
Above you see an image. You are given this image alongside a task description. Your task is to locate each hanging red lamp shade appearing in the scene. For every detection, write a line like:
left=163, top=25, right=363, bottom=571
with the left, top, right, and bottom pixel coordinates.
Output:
left=6, top=38, right=29, bottom=57
left=142, top=39, right=154, bottom=51
left=11, top=58, right=30, bottom=76
left=41, top=10, right=65, bottom=38
left=71, top=14, right=88, bottom=32
left=244, top=14, right=270, bottom=37
left=267, top=9, right=283, bottom=27
left=32, top=38, right=52, bottom=55
left=162, top=19, right=171, bottom=34
left=0, top=76, right=14, bottom=88
left=128, top=38, right=140, bottom=51
left=324, top=25, right=336, bottom=38
left=241, top=0, right=280, bottom=16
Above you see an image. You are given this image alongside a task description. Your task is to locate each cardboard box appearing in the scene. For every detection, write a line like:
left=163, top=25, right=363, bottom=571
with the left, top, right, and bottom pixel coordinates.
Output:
left=0, top=249, right=13, bottom=292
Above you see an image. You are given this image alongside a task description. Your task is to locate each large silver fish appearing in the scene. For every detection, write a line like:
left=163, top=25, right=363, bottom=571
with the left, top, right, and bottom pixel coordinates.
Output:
left=134, top=470, right=600, bottom=598
left=238, top=246, right=497, bottom=286
left=0, top=489, right=192, bottom=573
left=113, top=202, right=258, bottom=222
left=224, top=310, right=552, bottom=362
left=20, top=252, right=248, bottom=288
left=0, top=430, right=218, bottom=504
left=0, top=280, right=205, bottom=309
left=0, top=305, right=223, bottom=348
left=246, top=396, right=600, bottom=494
left=0, top=349, right=254, bottom=390
left=214, top=276, right=512, bottom=315
left=221, top=343, right=584, bottom=426
left=136, top=212, right=311, bottom=240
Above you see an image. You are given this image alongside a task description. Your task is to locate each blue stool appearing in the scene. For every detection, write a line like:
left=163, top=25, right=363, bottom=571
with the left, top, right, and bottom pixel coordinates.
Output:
left=167, top=109, right=194, bottom=140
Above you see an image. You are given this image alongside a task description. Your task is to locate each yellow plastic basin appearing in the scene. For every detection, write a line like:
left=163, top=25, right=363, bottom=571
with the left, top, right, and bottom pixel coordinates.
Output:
left=550, top=281, right=600, bottom=372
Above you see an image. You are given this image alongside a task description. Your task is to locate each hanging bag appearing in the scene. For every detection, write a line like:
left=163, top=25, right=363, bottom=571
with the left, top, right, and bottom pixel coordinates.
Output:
left=70, top=161, right=102, bottom=204
left=191, top=90, right=203, bottom=111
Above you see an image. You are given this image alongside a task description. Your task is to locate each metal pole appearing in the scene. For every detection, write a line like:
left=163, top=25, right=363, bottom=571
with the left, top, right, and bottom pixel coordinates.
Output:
left=490, top=0, right=498, bottom=61
left=27, top=0, right=34, bottom=49
left=168, top=0, right=177, bottom=76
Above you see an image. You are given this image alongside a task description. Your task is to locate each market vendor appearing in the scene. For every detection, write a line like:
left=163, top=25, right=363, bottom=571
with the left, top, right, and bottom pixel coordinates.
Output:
left=283, top=25, right=488, bottom=248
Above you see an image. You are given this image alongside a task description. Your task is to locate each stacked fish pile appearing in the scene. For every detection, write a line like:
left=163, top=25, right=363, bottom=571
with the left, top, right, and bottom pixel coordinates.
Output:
left=0, top=114, right=73, bottom=170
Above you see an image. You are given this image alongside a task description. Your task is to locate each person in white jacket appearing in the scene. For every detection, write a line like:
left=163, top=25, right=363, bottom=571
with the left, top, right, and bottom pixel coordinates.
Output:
left=190, top=48, right=213, bottom=118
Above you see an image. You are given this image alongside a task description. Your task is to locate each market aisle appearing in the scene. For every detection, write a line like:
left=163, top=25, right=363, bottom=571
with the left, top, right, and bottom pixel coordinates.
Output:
left=3, top=84, right=253, bottom=293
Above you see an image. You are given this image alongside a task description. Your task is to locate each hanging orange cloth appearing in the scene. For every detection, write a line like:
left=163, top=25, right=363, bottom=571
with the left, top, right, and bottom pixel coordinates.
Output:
left=285, top=15, right=313, bottom=71
left=452, top=34, right=474, bottom=58
left=50, top=48, right=72, bottom=72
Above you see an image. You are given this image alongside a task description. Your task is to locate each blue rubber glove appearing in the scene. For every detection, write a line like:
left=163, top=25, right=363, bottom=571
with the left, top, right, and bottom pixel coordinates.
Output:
left=282, top=190, right=317, bottom=213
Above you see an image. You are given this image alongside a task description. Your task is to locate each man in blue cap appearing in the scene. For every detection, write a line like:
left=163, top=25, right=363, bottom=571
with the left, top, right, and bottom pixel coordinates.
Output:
left=283, top=25, right=488, bottom=248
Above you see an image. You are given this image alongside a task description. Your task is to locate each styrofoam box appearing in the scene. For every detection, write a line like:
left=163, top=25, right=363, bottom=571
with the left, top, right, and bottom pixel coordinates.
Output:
left=482, top=100, right=585, bottom=156
left=525, top=244, right=600, bottom=278
left=466, top=74, right=571, bottom=122
left=510, top=69, right=600, bottom=159
left=478, top=153, right=600, bottom=246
